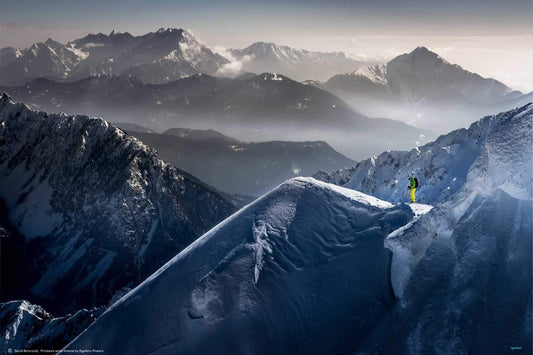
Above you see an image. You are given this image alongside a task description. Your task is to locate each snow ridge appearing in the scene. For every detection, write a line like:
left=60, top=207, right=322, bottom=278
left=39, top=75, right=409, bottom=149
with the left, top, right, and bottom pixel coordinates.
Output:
left=65, top=177, right=413, bottom=354
left=0, top=93, right=234, bottom=315
left=315, top=103, right=533, bottom=205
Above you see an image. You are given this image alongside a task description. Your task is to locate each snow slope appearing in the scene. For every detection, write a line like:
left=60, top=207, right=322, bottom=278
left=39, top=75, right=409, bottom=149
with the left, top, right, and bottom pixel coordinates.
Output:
left=0, top=93, right=235, bottom=315
left=367, top=103, right=532, bottom=354
left=66, top=177, right=415, bottom=354
left=315, top=103, right=533, bottom=205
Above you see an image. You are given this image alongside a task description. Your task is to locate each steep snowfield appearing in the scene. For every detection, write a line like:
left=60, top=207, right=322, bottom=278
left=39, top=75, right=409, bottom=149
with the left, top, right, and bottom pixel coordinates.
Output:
left=0, top=93, right=235, bottom=314
left=357, top=104, right=532, bottom=353
left=66, top=177, right=415, bottom=354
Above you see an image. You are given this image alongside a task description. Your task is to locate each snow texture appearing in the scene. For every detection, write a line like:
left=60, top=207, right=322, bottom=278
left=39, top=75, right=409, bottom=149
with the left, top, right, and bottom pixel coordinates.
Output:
left=354, top=104, right=533, bottom=354
left=315, top=104, right=533, bottom=206
left=65, top=177, right=414, bottom=354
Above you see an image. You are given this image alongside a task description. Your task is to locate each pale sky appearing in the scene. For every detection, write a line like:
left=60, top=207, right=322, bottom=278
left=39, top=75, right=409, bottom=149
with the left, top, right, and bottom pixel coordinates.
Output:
left=1, top=0, right=532, bottom=91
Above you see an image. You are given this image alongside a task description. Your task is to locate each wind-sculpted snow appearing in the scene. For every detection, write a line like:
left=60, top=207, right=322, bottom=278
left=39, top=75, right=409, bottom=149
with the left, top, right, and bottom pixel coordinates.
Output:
left=359, top=104, right=533, bottom=354
left=377, top=192, right=532, bottom=354
left=0, top=93, right=235, bottom=314
left=315, top=103, right=533, bottom=206
left=65, top=177, right=414, bottom=354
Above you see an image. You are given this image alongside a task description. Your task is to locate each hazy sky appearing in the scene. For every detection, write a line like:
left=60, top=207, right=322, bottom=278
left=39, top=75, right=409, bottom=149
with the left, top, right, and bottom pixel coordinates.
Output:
left=1, top=0, right=532, bottom=91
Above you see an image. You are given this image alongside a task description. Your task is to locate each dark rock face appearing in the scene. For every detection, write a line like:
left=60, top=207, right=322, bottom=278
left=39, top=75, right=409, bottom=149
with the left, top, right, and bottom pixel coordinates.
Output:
left=0, top=94, right=235, bottom=314
left=129, top=130, right=356, bottom=196
left=0, top=300, right=104, bottom=353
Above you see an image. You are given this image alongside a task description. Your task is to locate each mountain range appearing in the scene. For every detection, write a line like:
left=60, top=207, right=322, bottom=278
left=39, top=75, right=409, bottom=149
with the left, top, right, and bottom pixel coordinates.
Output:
left=121, top=127, right=355, bottom=196
left=2, top=30, right=529, bottom=136
left=0, top=300, right=104, bottom=352
left=65, top=104, right=532, bottom=354
left=323, top=46, right=531, bottom=132
left=0, top=28, right=228, bottom=85
left=1, top=72, right=432, bottom=160
left=0, top=93, right=235, bottom=315
left=225, top=41, right=374, bottom=81
left=0, top=30, right=371, bottom=86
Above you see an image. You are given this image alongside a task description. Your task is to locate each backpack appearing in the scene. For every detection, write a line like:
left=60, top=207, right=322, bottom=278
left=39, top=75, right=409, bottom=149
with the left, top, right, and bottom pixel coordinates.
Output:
left=414, top=177, right=419, bottom=188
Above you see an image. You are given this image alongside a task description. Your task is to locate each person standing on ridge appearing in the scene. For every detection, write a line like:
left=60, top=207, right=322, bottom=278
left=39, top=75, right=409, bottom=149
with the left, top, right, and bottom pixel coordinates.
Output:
left=408, top=176, right=418, bottom=203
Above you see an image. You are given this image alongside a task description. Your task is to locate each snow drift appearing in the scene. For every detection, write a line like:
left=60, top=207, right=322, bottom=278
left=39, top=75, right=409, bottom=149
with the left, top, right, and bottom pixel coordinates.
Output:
left=66, top=177, right=415, bottom=354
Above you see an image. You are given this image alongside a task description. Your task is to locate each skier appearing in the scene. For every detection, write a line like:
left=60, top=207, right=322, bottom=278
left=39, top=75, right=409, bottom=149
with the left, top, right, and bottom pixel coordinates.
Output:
left=408, top=176, right=418, bottom=203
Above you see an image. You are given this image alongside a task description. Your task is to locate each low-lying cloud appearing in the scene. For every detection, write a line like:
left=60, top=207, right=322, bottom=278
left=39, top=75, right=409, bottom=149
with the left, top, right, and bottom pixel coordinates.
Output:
left=213, top=45, right=253, bottom=77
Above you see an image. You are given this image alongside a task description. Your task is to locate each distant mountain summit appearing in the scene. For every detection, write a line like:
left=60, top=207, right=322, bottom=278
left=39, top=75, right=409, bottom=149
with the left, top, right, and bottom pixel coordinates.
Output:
left=0, top=28, right=228, bottom=85
left=162, top=128, right=240, bottom=143
left=324, top=46, right=530, bottom=132
left=227, top=41, right=375, bottom=81
left=1, top=72, right=433, bottom=159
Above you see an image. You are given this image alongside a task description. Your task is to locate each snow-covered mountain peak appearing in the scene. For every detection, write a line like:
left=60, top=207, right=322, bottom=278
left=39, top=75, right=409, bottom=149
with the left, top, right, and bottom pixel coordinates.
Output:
left=3, top=300, right=52, bottom=321
left=352, top=63, right=388, bottom=84
left=324, top=46, right=523, bottom=132
left=44, top=38, right=61, bottom=47
left=1, top=29, right=227, bottom=85
left=247, top=41, right=282, bottom=53
left=1, top=299, right=104, bottom=352
left=392, top=46, right=448, bottom=66
left=66, top=172, right=414, bottom=354
left=0, top=98, right=235, bottom=314
left=154, top=27, right=184, bottom=38
left=227, top=41, right=374, bottom=81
